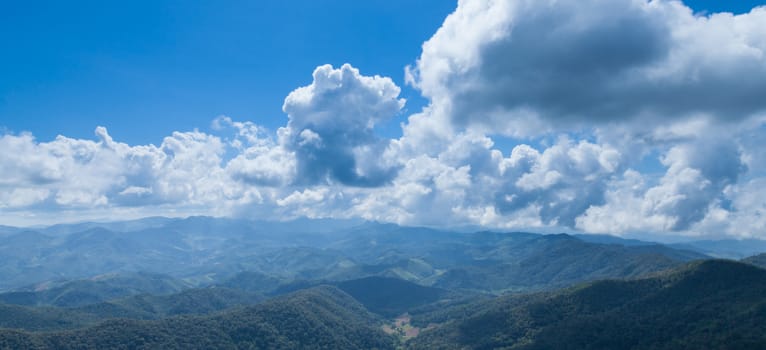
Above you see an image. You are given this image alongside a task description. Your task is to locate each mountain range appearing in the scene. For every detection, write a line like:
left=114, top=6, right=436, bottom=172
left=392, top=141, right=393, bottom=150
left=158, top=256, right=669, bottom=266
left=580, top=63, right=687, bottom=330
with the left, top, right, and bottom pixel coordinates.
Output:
left=0, top=217, right=711, bottom=294
left=1, top=217, right=765, bottom=349
left=2, top=259, right=765, bottom=349
left=408, top=259, right=766, bottom=349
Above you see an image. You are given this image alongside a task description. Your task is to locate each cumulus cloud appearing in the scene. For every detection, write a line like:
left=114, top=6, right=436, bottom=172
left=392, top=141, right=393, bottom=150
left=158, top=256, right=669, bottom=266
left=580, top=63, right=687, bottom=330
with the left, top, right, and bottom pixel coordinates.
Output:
left=577, top=138, right=746, bottom=233
left=218, top=64, right=407, bottom=189
left=406, top=0, right=766, bottom=135
left=501, top=138, right=622, bottom=227
left=281, top=64, right=405, bottom=187
left=2, top=0, right=766, bottom=239
left=384, top=0, right=766, bottom=236
left=215, top=116, right=297, bottom=187
left=337, top=132, right=624, bottom=230
left=0, top=64, right=409, bottom=224
left=0, top=127, right=257, bottom=221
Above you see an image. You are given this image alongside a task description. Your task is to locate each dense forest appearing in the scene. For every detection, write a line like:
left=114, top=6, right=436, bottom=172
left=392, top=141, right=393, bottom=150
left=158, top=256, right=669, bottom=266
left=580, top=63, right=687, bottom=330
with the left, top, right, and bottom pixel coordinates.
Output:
left=408, top=260, right=766, bottom=349
left=1, top=260, right=765, bottom=349
left=0, top=286, right=394, bottom=349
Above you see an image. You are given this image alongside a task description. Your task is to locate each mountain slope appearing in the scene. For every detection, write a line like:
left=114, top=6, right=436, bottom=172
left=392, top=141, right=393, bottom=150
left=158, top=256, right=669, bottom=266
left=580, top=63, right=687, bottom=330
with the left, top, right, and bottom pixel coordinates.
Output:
left=221, top=271, right=283, bottom=294
left=0, top=287, right=264, bottom=332
left=0, top=272, right=190, bottom=307
left=408, top=260, right=766, bottom=349
left=0, top=218, right=708, bottom=294
left=743, top=253, right=766, bottom=269
left=0, top=286, right=394, bottom=349
left=268, top=276, right=452, bottom=318
left=427, top=234, right=706, bottom=293
left=333, top=276, right=450, bottom=317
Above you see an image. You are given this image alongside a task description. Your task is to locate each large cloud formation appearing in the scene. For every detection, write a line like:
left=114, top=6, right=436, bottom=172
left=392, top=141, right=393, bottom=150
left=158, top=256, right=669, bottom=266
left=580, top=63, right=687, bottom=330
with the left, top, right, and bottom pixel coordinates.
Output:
left=406, top=0, right=766, bottom=135
left=282, top=64, right=405, bottom=187
left=223, top=64, right=405, bottom=188
left=2, top=0, right=766, bottom=239
left=0, top=127, right=259, bottom=223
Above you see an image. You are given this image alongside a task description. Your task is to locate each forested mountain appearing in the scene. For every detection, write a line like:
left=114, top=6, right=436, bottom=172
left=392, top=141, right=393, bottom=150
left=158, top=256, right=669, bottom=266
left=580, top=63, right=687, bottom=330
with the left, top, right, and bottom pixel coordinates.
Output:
left=2, top=218, right=764, bottom=349
left=267, top=276, right=453, bottom=318
left=0, top=286, right=264, bottom=331
left=220, top=271, right=283, bottom=294
left=408, top=260, right=766, bottom=349
left=0, top=217, right=709, bottom=294
left=0, top=273, right=460, bottom=331
left=743, top=253, right=766, bottom=269
left=0, top=272, right=189, bottom=307
left=423, top=233, right=705, bottom=293
left=0, top=274, right=450, bottom=332
left=3, top=261, right=766, bottom=349
left=0, top=286, right=394, bottom=349
left=334, top=276, right=448, bottom=317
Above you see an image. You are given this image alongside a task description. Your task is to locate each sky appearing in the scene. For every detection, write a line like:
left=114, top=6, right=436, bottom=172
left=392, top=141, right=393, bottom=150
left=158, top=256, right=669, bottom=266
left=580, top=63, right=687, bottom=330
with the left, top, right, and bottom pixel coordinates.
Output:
left=1, top=0, right=766, bottom=239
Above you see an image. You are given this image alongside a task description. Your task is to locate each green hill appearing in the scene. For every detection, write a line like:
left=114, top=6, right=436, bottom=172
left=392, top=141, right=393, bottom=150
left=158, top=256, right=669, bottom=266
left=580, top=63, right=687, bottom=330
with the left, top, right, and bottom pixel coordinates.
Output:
left=408, top=260, right=766, bottom=349
left=0, top=287, right=264, bottom=332
left=269, top=276, right=452, bottom=318
left=334, top=276, right=448, bottom=317
left=79, top=287, right=265, bottom=320
left=220, top=271, right=283, bottom=294
left=0, top=303, right=93, bottom=331
left=0, top=272, right=189, bottom=307
left=0, top=286, right=394, bottom=350
left=426, top=234, right=703, bottom=293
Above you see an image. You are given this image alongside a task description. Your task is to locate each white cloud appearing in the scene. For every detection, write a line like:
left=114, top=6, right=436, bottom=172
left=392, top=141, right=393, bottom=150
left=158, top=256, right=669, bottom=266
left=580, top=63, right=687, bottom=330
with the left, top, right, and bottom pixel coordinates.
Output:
left=2, top=1, right=766, bottom=239
left=226, top=145, right=296, bottom=187
left=0, top=127, right=258, bottom=224
left=406, top=0, right=766, bottom=135
left=276, top=188, right=328, bottom=207
left=280, top=64, right=406, bottom=187
left=0, top=188, right=50, bottom=209
left=713, top=179, right=766, bottom=238
left=577, top=139, right=747, bottom=234
left=391, top=0, right=766, bottom=236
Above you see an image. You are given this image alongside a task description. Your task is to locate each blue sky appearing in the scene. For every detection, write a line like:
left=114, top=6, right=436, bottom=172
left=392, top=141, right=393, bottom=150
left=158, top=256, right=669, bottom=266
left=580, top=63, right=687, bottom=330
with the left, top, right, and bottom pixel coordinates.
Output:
left=1, top=0, right=455, bottom=144
left=2, top=0, right=762, bottom=144
left=1, top=0, right=766, bottom=238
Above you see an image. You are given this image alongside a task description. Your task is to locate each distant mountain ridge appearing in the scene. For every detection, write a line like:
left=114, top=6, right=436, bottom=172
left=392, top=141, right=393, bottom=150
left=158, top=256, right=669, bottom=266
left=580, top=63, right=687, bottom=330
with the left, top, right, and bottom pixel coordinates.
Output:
left=670, top=239, right=766, bottom=259
left=743, top=252, right=766, bottom=269
left=0, top=217, right=713, bottom=294
left=0, top=272, right=189, bottom=307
